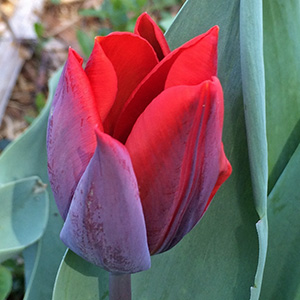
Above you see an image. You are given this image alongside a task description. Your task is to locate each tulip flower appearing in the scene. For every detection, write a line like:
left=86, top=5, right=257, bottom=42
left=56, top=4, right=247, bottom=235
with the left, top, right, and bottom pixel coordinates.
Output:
left=47, top=13, right=232, bottom=276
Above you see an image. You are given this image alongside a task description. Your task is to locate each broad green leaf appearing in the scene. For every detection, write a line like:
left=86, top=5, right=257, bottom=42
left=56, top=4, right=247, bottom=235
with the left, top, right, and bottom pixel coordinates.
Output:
left=0, top=177, right=48, bottom=263
left=0, top=265, right=12, bottom=300
left=0, top=70, right=61, bottom=185
left=260, top=143, right=300, bottom=299
left=260, top=1, right=300, bottom=298
left=263, top=0, right=300, bottom=191
left=52, top=250, right=108, bottom=300
left=52, top=1, right=259, bottom=299
left=240, top=1, right=268, bottom=299
left=240, top=0, right=267, bottom=218
left=23, top=243, right=39, bottom=289
left=0, top=70, right=66, bottom=300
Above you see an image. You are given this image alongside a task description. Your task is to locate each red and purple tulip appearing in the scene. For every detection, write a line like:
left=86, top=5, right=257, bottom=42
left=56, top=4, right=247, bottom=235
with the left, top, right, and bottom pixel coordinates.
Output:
left=47, top=13, right=232, bottom=274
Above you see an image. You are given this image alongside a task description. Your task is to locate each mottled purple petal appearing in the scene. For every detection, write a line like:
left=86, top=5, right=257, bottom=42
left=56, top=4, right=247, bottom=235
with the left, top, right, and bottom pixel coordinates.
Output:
left=60, top=129, right=150, bottom=273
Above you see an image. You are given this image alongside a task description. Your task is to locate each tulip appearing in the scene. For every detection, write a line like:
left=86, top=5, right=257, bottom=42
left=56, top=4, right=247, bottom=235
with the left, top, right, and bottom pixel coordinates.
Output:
left=47, top=13, right=232, bottom=276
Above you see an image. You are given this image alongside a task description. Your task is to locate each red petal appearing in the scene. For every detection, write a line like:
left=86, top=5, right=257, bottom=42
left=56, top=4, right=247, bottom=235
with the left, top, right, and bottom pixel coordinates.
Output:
left=114, top=26, right=219, bottom=143
left=165, top=26, right=218, bottom=88
left=85, top=41, right=118, bottom=123
left=125, top=77, right=231, bottom=254
left=95, top=33, right=159, bottom=134
left=47, top=48, right=102, bottom=220
left=134, top=12, right=171, bottom=61
left=60, top=129, right=151, bottom=273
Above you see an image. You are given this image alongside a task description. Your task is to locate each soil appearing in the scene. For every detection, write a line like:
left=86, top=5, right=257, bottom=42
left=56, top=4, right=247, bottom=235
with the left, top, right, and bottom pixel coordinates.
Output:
left=0, top=0, right=183, bottom=145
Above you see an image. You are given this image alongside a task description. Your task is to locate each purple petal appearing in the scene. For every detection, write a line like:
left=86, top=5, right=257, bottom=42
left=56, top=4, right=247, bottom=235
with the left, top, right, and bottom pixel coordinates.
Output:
left=60, top=129, right=150, bottom=273
left=47, top=48, right=101, bottom=220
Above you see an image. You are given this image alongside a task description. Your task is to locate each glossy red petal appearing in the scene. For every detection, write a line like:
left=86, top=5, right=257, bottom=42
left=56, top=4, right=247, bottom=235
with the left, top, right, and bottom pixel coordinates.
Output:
left=165, top=26, right=218, bottom=88
left=85, top=41, right=118, bottom=122
left=95, top=33, right=159, bottom=134
left=134, top=12, right=171, bottom=61
left=125, top=77, right=231, bottom=254
left=60, top=129, right=151, bottom=273
left=114, top=26, right=219, bottom=143
left=47, top=48, right=102, bottom=220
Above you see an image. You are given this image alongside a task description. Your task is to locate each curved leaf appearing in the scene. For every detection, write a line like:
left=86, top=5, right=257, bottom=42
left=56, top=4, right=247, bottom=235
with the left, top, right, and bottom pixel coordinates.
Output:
left=240, top=1, right=268, bottom=299
left=263, top=0, right=300, bottom=191
left=52, top=249, right=108, bottom=300
left=260, top=143, right=300, bottom=299
left=0, top=177, right=48, bottom=263
left=0, top=265, right=12, bottom=300
left=260, top=1, right=300, bottom=298
left=0, top=70, right=66, bottom=300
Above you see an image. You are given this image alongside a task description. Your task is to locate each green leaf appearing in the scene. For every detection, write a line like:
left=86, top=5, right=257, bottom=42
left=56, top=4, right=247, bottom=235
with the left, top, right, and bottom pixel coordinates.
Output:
left=52, top=250, right=109, bottom=300
left=240, top=0, right=267, bottom=218
left=259, top=2, right=300, bottom=298
left=35, top=92, right=46, bottom=113
left=263, top=0, right=300, bottom=191
left=0, top=70, right=66, bottom=300
left=76, top=30, right=94, bottom=58
left=79, top=9, right=104, bottom=18
left=260, top=143, right=300, bottom=299
left=0, top=177, right=48, bottom=263
left=0, top=70, right=60, bottom=185
left=34, top=23, right=45, bottom=39
left=0, top=265, right=12, bottom=300
left=240, top=1, right=268, bottom=299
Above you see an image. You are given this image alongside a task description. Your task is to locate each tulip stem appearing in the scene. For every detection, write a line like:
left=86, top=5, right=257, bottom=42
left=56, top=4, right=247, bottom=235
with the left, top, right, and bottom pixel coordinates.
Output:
left=109, top=272, right=131, bottom=300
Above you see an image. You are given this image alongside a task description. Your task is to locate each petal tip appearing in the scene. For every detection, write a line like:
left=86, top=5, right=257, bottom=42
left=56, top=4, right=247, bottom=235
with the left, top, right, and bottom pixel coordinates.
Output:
left=211, top=25, right=219, bottom=37
left=68, top=47, right=83, bottom=65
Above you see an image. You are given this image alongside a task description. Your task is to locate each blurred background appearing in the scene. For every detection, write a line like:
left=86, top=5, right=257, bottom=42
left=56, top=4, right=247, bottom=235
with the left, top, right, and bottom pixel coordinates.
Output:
left=0, top=0, right=185, bottom=299
left=0, top=0, right=185, bottom=151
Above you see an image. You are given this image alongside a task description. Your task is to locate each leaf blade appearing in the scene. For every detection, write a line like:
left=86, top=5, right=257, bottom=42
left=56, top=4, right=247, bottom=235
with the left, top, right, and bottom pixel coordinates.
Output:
left=263, top=0, right=300, bottom=191
left=0, top=177, right=48, bottom=263
left=0, top=265, right=12, bottom=300
left=0, top=70, right=66, bottom=300
left=239, top=1, right=268, bottom=298
left=52, top=250, right=109, bottom=300
left=260, top=143, right=300, bottom=299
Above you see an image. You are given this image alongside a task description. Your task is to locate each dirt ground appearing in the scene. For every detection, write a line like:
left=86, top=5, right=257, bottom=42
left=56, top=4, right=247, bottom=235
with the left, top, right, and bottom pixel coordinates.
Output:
left=0, top=0, right=182, bottom=144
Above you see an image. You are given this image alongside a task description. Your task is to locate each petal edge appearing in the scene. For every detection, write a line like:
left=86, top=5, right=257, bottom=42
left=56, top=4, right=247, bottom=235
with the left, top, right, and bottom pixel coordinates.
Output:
left=47, top=48, right=102, bottom=220
left=135, top=12, right=171, bottom=60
